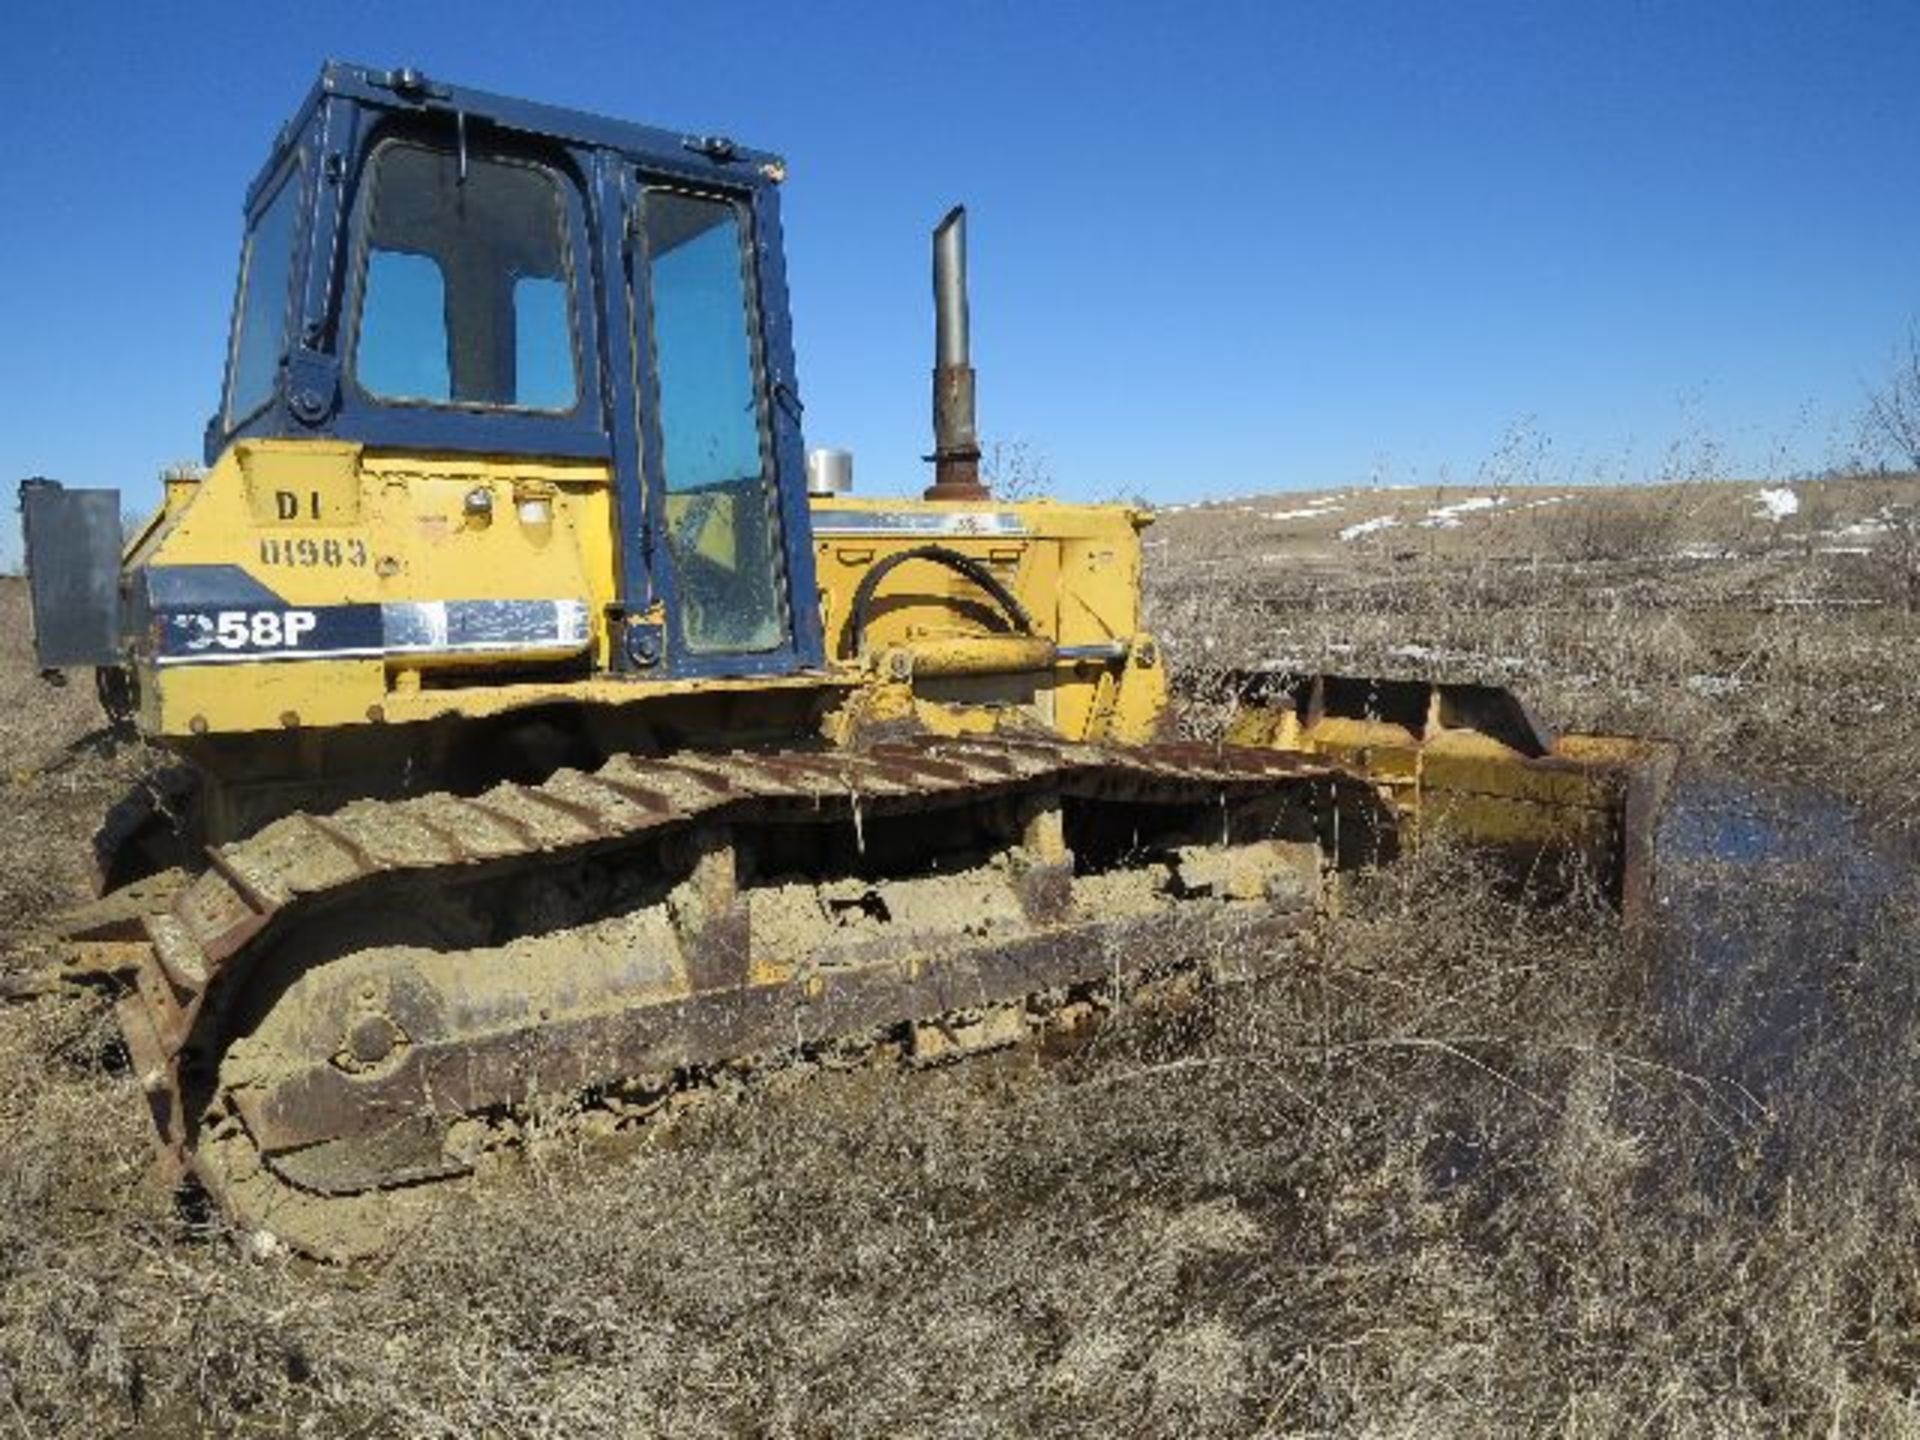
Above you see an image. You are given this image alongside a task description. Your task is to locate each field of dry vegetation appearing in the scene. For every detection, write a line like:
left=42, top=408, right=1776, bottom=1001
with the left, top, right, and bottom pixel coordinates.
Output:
left=1, top=472, right=1918, bottom=1436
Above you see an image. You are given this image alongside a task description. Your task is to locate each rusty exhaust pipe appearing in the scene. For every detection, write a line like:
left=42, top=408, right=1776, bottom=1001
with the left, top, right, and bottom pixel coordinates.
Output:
left=924, top=205, right=988, bottom=502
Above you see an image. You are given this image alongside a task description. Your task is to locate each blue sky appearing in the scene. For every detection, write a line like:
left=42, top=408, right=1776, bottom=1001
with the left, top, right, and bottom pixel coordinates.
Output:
left=2, top=0, right=1917, bottom=566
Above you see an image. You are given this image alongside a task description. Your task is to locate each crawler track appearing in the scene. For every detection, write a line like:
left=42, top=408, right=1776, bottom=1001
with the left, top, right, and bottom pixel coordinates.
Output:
left=73, top=735, right=1393, bottom=1258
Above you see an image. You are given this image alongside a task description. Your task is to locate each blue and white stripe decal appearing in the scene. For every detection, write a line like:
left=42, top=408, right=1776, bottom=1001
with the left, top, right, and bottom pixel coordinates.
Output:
left=809, top=510, right=1028, bottom=538
left=153, top=599, right=591, bottom=666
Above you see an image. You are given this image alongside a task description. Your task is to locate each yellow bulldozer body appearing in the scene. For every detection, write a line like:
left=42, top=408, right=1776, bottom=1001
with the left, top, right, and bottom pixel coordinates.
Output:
left=127, top=438, right=1168, bottom=751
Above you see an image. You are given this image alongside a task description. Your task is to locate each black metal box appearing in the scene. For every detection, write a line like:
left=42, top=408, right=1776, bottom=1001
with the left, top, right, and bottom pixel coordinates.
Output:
left=19, top=479, right=122, bottom=669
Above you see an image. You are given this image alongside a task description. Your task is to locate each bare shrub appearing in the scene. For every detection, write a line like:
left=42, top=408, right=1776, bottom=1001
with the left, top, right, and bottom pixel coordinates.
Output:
left=1534, top=482, right=1707, bottom=563
left=1869, top=502, right=1920, bottom=612
left=981, top=438, right=1052, bottom=500
left=1861, top=322, right=1920, bottom=470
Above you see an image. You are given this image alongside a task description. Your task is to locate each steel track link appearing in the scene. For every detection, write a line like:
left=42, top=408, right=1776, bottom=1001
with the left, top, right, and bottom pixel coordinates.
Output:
left=89, top=735, right=1388, bottom=1257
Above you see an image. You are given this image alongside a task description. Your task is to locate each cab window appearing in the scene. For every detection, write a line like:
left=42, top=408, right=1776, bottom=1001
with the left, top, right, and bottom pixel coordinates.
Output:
left=225, top=169, right=301, bottom=425
left=353, top=143, right=579, bottom=411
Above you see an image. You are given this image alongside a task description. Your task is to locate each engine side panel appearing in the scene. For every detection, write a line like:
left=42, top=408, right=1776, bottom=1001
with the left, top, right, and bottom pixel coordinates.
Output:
left=124, top=439, right=1170, bottom=751
left=808, top=493, right=1168, bottom=744
left=130, top=439, right=618, bottom=736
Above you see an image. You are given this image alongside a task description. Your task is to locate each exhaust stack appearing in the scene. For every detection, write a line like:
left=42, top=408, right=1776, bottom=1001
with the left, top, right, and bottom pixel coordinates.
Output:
left=925, top=206, right=987, bottom=502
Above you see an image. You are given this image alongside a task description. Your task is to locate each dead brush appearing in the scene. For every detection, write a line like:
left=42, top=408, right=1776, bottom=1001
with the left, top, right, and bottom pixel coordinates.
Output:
left=1859, top=499, right=1920, bottom=612
left=1531, top=480, right=1712, bottom=565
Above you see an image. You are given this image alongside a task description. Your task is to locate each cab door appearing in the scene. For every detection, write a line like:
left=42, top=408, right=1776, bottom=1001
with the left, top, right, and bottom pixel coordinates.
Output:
left=628, top=182, right=818, bottom=677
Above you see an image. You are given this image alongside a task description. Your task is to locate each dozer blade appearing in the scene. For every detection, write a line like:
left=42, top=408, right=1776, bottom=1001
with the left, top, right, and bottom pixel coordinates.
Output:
left=103, top=736, right=1397, bottom=1260
left=1221, top=672, right=1677, bottom=919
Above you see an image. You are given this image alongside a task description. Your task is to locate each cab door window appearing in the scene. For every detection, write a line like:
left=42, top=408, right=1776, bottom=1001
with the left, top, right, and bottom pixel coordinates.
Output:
left=640, top=190, right=787, bottom=655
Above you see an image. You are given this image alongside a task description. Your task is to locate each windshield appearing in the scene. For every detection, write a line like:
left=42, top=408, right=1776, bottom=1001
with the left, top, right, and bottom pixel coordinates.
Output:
left=352, top=143, right=578, bottom=411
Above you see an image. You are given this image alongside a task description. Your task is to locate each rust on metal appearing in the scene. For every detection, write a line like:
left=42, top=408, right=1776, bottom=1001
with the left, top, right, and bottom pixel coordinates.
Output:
left=301, top=814, right=381, bottom=872
left=583, top=773, right=675, bottom=815
left=649, top=757, right=740, bottom=796
left=230, top=905, right=1314, bottom=1164
left=511, top=783, right=621, bottom=835
left=855, top=746, right=977, bottom=786
left=201, top=847, right=277, bottom=918
left=925, top=207, right=987, bottom=502
left=406, top=814, right=473, bottom=863
left=451, top=796, right=541, bottom=846
left=82, top=734, right=1399, bottom=1257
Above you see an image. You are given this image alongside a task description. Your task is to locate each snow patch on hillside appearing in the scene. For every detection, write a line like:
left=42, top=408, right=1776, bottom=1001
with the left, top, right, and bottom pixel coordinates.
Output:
left=1834, top=516, right=1890, bottom=538
left=1264, top=494, right=1348, bottom=523
left=1338, top=516, right=1401, bottom=542
left=1420, top=495, right=1505, bottom=529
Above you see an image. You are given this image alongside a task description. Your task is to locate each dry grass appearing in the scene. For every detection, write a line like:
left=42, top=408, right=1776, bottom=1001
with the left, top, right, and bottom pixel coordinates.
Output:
left=0, top=583, right=160, bottom=972
left=0, top=475, right=1918, bottom=1436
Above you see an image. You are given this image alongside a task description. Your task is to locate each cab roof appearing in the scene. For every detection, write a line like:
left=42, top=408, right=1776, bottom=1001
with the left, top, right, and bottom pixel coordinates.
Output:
left=247, top=60, right=784, bottom=212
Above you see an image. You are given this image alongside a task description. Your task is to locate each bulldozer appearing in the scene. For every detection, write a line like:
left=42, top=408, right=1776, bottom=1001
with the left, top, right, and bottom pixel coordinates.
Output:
left=20, top=64, right=1672, bottom=1259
